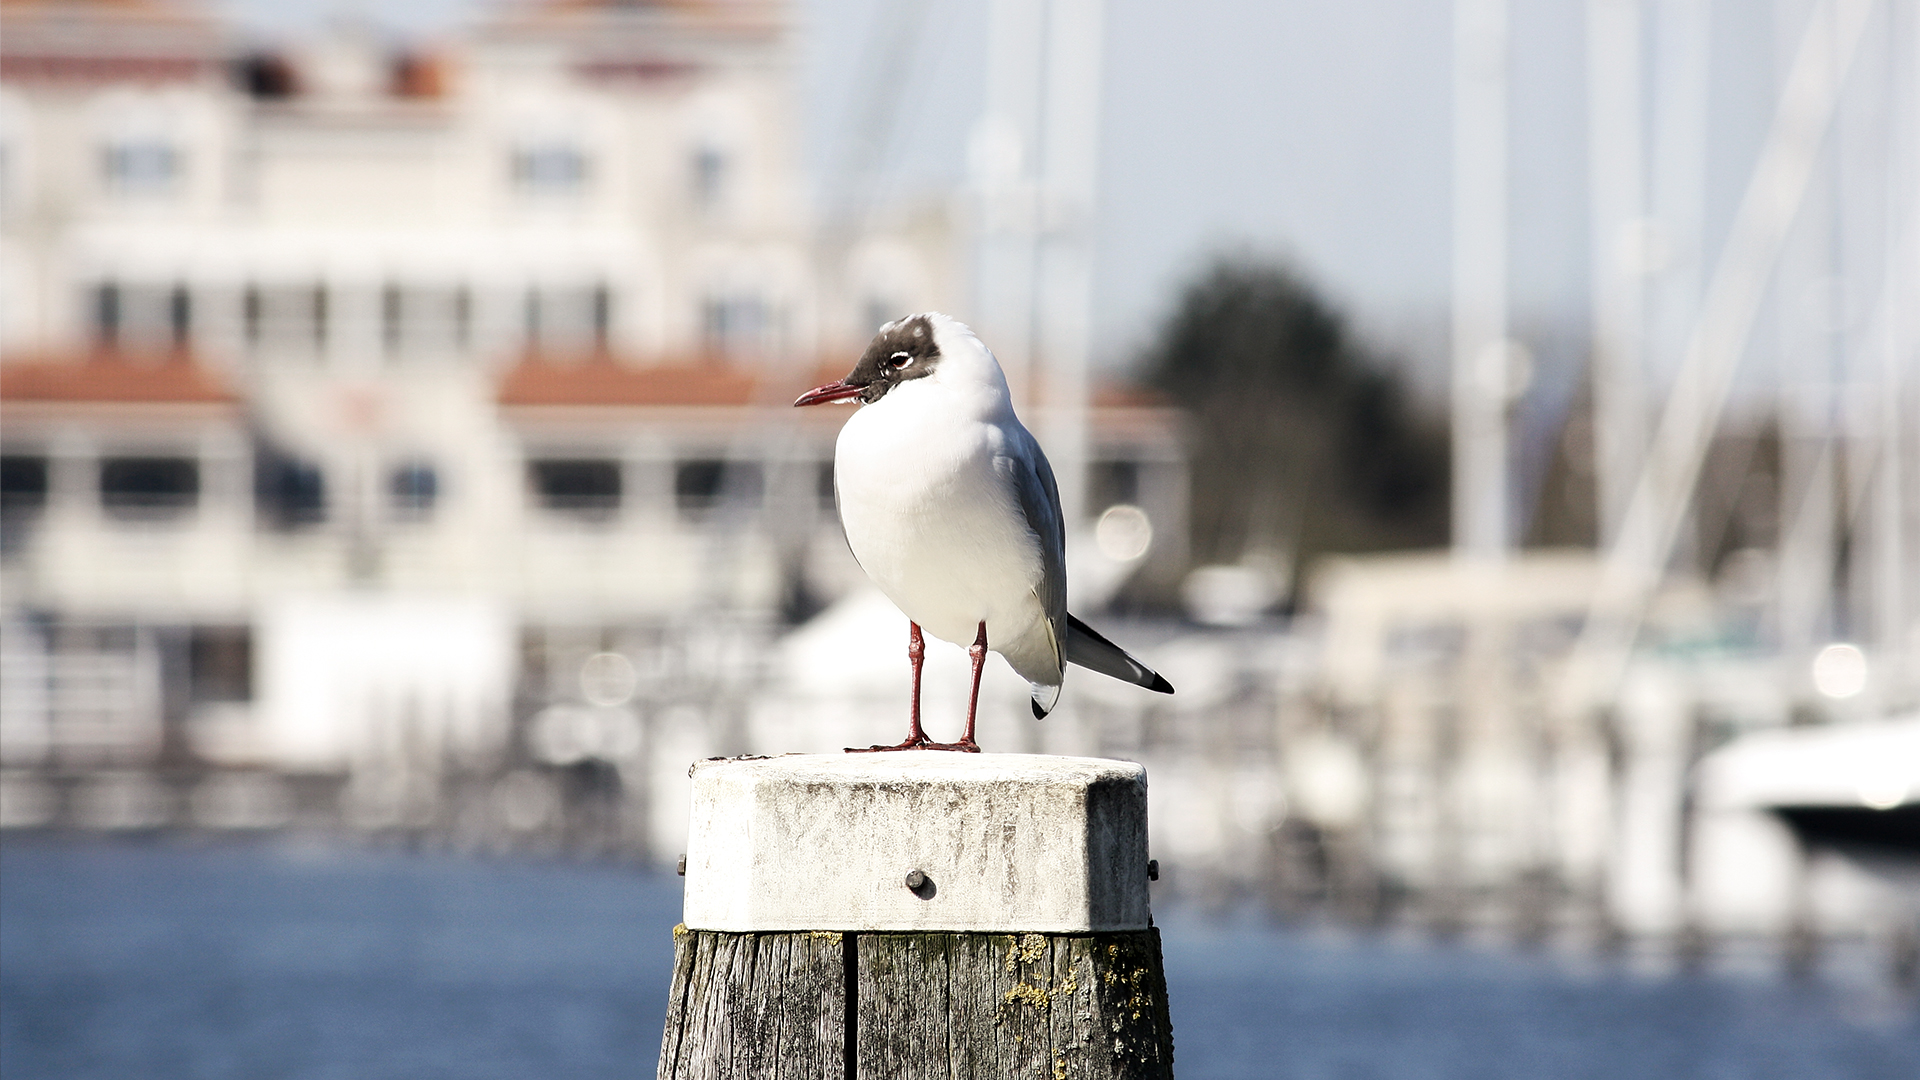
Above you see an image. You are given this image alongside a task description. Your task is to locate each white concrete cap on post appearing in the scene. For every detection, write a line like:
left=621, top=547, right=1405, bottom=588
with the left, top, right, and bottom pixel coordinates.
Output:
left=681, top=753, right=1150, bottom=933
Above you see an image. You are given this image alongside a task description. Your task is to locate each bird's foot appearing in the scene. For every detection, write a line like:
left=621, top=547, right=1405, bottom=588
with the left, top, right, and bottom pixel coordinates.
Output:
left=919, top=738, right=981, bottom=753
left=845, top=736, right=935, bottom=753
left=843, top=736, right=981, bottom=753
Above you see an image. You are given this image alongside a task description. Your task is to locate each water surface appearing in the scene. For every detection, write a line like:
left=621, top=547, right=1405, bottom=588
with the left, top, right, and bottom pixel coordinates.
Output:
left=3, top=837, right=1914, bottom=1078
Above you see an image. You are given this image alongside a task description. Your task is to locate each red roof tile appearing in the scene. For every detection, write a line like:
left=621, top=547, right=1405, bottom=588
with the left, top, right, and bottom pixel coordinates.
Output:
left=0, top=352, right=239, bottom=405
left=498, top=357, right=765, bottom=407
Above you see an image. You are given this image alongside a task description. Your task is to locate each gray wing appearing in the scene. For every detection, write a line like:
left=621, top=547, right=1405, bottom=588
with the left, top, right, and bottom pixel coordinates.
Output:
left=1003, top=425, right=1067, bottom=700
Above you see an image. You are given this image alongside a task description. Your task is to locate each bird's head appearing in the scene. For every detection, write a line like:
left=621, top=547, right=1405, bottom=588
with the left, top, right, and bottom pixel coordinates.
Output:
left=794, top=312, right=1005, bottom=408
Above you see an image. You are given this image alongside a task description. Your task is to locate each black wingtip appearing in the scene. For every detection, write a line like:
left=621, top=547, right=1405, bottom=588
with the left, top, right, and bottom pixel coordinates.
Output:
left=1032, top=699, right=1048, bottom=720
left=1148, top=673, right=1174, bottom=694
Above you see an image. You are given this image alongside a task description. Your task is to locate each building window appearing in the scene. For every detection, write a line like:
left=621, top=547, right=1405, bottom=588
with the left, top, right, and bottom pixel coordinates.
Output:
left=91, top=282, right=189, bottom=350
left=379, top=285, right=471, bottom=359
left=381, top=284, right=402, bottom=352
left=255, top=453, right=326, bottom=528
left=95, top=283, right=120, bottom=345
left=242, top=286, right=262, bottom=345
left=99, top=456, right=199, bottom=519
left=525, top=286, right=608, bottom=355
left=530, top=459, right=620, bottom=518
left=512, top=143, right=587, bottom=194
left=1090, top=460, right=1141, bottom=513
left=675, top=459, right=761, bottom=518
left=101, top=139, right=179, bottom=194
left=816, top=461, right=836, bottom=510
left=691, top=145, right=728, bottom=210
left=389, top=462, right=438, bottom=517
left=168, top=284, right=190, bottom=347
left=1, top=454, right=47, bottom=555
left=700, top=294, right=768, bottom=359
left=1, top=455, right=48, bottom=511
left=245, top=285, right=328, bottom=353
left=236, top=53, right=298, bottom=100
left=189, top=626, right=253, bottom=702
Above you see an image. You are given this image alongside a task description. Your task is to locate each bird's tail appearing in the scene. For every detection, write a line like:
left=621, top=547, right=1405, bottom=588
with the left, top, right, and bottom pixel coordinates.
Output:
left=1028, top=680, right=1061, bottom=720
left=1063, top=613, right=1175, bottom=695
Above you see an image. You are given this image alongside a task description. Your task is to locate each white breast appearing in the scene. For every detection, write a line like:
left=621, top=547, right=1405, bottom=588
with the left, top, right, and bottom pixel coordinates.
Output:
left=833, top=379, right=1047, bottom=650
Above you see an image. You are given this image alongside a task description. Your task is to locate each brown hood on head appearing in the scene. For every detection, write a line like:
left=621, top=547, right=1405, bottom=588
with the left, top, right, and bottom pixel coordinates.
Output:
left=793, top=314, right=943, bottom=407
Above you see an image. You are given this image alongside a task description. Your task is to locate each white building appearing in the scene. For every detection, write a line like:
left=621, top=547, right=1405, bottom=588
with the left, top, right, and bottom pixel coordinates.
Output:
left=0, top=0, right=1187, bottom=832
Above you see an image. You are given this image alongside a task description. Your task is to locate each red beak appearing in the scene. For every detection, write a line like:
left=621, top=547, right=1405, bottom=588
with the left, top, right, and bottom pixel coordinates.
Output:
left=793, top=380, right=865, bottom=407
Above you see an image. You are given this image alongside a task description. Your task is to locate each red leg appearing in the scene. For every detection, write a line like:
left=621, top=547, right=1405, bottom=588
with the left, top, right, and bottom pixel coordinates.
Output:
left=908, top=621, right=926, bottom=740
left=956, top=621, right=987, bottom=752
left=906, top=618, right=983, bottom=753
left=847, top=622, right=934, bottom=752
left=925, top=622, right=990, bottom=749
left=909, top=622, right=984, bottom=752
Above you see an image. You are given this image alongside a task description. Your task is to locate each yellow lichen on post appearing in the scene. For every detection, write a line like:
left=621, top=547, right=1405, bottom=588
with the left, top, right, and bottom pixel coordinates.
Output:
left=1003, top=979, right=1054, bottom=1012
left=659, top=927, right=1171, bottom=1078
left=1006, top=931, right=1048, bottom=971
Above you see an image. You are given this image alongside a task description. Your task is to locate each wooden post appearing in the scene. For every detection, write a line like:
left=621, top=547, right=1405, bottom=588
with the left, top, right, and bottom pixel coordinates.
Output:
left=656, top=754, right=1175, bottom=1078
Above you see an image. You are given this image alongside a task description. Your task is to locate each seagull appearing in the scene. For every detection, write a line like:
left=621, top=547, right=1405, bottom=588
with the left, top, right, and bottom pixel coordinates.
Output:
left=794, top=312, right=1173, bottom=752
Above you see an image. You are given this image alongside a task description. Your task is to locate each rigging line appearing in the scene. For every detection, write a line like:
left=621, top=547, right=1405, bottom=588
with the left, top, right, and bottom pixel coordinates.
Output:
left=822, top=0, right=938, bottom=238
left=1556, top=0, right=1879, bottom=719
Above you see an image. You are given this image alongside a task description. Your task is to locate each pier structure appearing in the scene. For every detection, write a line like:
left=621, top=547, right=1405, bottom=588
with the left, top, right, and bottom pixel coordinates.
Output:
left=657, top=753, right=1175, bottom=1078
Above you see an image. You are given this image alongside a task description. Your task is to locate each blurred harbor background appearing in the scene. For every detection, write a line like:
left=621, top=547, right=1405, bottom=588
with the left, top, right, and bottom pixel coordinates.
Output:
left=5, top=836, right=1916, bottom=1079
left=1, top=0, right=1918, bottom=1031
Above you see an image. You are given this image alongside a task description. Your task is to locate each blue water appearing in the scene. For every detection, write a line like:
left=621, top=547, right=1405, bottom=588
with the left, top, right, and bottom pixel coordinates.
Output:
left=2, top=837, right=1914, bottom=1079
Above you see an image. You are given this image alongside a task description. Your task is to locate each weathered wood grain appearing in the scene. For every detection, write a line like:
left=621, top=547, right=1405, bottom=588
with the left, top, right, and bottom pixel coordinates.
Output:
left=855, top=930, right=952, bottom=1079
left=656, top=927, right=848, bottom=1080
left=658, top=928, right=1174, bottom=1079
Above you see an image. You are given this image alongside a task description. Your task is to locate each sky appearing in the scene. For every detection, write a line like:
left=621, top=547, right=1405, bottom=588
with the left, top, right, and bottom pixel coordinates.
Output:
left=217, top=0, right=1788, bottom=396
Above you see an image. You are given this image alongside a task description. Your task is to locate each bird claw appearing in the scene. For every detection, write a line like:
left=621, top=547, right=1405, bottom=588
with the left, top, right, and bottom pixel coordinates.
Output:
left=844, top=737, right=982, bottom=754
left=845, top=736, right=931, bottom=753
left=919, top=738, right=981, bottom=753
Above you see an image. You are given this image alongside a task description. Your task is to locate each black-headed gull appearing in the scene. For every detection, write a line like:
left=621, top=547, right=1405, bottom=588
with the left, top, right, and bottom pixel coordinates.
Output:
left=795, top=312, right=1173, bottom=752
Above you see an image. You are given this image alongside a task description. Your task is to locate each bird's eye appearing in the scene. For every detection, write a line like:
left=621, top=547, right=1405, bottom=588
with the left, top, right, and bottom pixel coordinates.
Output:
left=888, top=351, right=912, bottom=369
